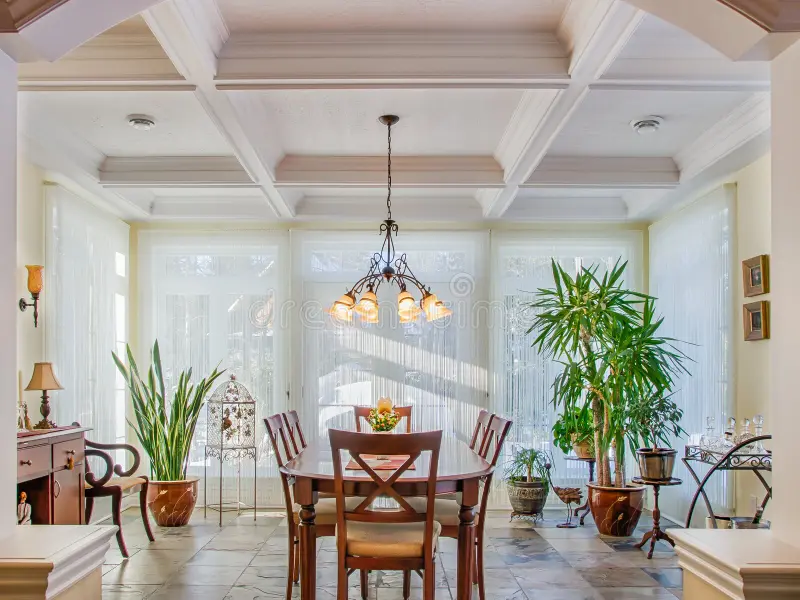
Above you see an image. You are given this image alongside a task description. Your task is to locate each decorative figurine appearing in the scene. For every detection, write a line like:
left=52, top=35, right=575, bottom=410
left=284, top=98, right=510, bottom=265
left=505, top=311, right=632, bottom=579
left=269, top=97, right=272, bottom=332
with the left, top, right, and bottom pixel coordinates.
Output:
left=17, top=491, right=32, bottom=525
left=23, top=403, right=32, bottom=431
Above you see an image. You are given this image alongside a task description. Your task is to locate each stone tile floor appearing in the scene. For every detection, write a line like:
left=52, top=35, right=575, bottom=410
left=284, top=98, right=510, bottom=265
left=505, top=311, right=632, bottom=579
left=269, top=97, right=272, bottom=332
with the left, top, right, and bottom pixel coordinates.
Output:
left=102, top=508, right=682, bottom=600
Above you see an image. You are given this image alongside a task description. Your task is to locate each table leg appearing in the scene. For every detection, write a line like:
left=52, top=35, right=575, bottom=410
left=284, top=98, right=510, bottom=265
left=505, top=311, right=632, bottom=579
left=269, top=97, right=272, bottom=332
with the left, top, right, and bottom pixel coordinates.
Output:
left=299, top=503, right=317, bottom=600
left=458, top=502, right=476, bottom=600
left=575, top=460, right=595, bottom=525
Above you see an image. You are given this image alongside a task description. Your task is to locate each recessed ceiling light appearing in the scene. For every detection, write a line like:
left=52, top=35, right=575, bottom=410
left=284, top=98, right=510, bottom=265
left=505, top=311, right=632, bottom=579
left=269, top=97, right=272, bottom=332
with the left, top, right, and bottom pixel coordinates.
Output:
left=630, top=116, right=664, bottom=135
left=127, top=114, right=156, bottom=131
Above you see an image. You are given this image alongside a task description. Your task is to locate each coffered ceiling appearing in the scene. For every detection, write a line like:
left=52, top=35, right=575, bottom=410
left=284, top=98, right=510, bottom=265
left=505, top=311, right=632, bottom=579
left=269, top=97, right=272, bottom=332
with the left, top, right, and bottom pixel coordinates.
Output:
left=17, top=0, right=771, bottom=223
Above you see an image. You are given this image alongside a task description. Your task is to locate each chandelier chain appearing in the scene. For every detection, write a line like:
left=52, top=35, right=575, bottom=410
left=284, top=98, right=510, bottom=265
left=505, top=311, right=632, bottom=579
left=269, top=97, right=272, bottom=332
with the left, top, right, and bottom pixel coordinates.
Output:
left=386, top=119, right=392, bottom=220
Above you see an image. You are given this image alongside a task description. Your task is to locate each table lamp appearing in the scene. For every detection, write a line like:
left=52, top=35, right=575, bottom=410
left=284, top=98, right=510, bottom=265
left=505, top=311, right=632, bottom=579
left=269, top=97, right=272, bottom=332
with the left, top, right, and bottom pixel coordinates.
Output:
left=25, top=362, right=63, bottom=430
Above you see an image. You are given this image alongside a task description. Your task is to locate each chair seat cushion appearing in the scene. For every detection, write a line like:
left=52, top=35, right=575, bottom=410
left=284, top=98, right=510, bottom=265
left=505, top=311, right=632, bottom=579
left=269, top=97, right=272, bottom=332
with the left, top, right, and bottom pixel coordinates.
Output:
left=85, top=476, right=146, bottom=492
left=292, top=497, right=365, bottom=526
left=406, top=497, right=480, bottom=528
left=346, top=520, right=441, bottom=558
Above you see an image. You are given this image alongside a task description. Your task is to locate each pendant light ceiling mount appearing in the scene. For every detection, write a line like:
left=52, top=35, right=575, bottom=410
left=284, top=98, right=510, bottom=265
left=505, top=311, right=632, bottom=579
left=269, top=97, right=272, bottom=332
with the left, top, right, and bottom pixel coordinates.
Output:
left=328, top=115, right=452, bottom=324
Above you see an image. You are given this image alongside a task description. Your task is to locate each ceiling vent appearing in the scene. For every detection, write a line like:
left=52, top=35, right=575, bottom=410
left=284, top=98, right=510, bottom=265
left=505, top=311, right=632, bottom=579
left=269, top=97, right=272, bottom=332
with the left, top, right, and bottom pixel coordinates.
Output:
left=630, top=116, right=664, bottom=135
left=127, top=114, right=156, bottom=131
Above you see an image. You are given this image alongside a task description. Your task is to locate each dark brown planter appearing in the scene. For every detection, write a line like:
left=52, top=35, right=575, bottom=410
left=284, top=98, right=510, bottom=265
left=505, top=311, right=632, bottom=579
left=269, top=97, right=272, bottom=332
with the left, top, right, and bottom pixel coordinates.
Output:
left=636, top=448, right=677, bottom=481
left=146, top=479, right=199, bottom=527
left=507, top=480, right=548, bottom=516
left=587, top=482, right=646, bottom=536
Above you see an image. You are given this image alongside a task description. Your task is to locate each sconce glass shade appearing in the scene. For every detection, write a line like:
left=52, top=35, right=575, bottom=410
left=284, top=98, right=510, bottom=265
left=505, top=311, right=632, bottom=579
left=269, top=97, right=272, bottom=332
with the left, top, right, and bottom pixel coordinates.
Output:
left=25, top=265, right=43, bottom=295
left=25, top=362, right=63, bottom=391
left=329, top=292, right=356, bottom=322
left=354, top=290, right=378, bottom=317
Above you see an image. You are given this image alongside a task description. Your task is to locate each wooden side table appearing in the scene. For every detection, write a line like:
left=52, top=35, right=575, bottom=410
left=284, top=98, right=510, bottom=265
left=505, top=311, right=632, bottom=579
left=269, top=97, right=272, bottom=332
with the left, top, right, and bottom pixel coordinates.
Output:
left=633, top=476, right=682, bottom=559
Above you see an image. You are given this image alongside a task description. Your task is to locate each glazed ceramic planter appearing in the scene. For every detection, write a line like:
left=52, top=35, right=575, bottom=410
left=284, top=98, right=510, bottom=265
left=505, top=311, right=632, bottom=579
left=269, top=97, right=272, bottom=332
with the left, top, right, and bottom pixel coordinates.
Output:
left=146, top=478, right=199, bottom=527
left=636, top=448, right=677, bottom=481
left=507, top=480, right=548, bottom=516
left=587, top=482, right=646, bottom=536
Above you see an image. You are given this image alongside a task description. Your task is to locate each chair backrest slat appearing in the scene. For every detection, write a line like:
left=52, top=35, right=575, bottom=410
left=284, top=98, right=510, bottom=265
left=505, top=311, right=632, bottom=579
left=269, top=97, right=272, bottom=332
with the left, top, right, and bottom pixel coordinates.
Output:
left=353, top=405, right=413, bottom=433
left=469, top=410, right=493, bottom=451
left=329, top=429, right=442, bottom=561
left=479, top=414, right=513, bottom=467
left=264, top=413, right=299, bottom=527
left=282, top=410, right=307, bottom=455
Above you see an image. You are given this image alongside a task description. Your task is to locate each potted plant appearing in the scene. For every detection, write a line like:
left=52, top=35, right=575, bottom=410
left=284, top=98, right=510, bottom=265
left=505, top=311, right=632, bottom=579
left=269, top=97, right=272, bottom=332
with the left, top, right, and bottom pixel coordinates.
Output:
left=113, top=341, right=224, bottom=527
left=553, top=407, right=595, bottom=459
left=530, top=260, right=689, bottom=536
left=628, top=391, right=686, bottom=481
left=505, top=446, right=552, bottom=517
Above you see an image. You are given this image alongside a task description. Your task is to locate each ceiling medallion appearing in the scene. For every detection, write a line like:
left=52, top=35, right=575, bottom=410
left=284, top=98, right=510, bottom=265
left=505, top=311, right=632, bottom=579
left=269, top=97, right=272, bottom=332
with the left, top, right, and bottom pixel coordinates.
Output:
left=328, top=115, right=452, bottom=325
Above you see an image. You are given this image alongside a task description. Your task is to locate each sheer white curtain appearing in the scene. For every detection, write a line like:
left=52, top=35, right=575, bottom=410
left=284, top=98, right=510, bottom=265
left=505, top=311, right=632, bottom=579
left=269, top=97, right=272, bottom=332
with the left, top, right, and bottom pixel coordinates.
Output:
left=138, top=231, right=289, bottom=507
left=292, top=231, right=488, bottom=451
left=649, top=185, right=736, bottom=524
left=44, top=185, right=129, bottom=457
left=489, top=232, right=643, bottom=503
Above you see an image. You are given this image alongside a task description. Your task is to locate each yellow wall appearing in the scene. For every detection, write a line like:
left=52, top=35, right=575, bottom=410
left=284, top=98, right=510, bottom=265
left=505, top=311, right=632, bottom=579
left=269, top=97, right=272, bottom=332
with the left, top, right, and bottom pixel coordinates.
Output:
left=732, top=153, right=772, bottom=518
left=16, top=158, right=45, bottom=415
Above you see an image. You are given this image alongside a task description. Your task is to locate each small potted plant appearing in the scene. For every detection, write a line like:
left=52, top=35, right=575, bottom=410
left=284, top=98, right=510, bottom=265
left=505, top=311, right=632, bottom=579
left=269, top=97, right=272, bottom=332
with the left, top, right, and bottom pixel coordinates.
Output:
left=553, top=407, right=594, bottom=459
left=628, top=391, right=686, bottom=481
left=113, top=341, right=224, bottom=526
left=505, top=446, right=552, bottom=517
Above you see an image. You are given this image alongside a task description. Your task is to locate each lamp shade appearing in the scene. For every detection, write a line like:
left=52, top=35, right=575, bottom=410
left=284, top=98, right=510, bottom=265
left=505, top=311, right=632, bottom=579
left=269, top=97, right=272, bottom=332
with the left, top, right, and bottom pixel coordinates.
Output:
left=354, top=290, right=378, bottom=317
left=25, top=362, right=63, bottom=392
left=25, top=265, right=43, bottom=295
left=328, top=292, right=356, bottom=322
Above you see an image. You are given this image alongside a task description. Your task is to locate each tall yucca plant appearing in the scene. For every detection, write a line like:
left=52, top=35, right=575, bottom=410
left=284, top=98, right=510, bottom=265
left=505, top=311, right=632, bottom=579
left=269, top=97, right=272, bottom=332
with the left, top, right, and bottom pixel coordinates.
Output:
left=113, top=341, right=225, bottom=481
left=529, top=259, right=689, bottom=488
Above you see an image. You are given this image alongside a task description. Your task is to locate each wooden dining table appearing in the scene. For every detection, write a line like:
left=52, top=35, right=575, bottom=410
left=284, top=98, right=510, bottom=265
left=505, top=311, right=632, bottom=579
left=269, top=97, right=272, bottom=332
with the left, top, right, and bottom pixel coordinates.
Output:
left=281, top=437, right=493, bottom=600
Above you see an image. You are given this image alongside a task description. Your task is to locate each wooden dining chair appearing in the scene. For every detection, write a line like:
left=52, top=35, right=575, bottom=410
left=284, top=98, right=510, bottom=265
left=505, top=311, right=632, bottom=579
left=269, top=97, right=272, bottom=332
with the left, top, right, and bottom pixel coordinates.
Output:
left=329, top=428, right=442, bottom=600
left=409, top=414, right=512, bottom=600
left=353, top=405, right=412, bottom=433
left=83, top=438, right=155, bottom=558
left=469, top=410, right=493, bottom=451
left=282, top=409, right=307, bottom=455
left=265, top=414, right=365, bottom=600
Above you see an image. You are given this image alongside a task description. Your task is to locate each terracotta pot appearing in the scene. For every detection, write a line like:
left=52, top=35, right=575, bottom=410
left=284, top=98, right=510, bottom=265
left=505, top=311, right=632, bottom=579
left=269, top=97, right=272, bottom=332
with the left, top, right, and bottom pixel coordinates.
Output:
left=587, top=482, right=646, bottom=536
left=572, top=440, right=593, bottom=459
left=146, top=479, right=199, bottom=527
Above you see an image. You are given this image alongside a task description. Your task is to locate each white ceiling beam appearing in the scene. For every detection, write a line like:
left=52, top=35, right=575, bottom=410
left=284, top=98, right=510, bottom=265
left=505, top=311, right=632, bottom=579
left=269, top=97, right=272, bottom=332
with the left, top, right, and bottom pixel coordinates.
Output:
left=99, top=156, right=255, bottom=187
left=150, top=196, right=274, bottom=220
left=296, top=196, right=484, bottom=221
left=589, top=81, right=770, bottom=93
left=216, top=32, right=570, bottom=89
left=504, top=196, right=629, bottom=222
left=0, top=0, right=166, bottom=62
left=523, top=157, right=680, bottom=189
left=275, top=156, right=505, bottom=188
left=483, top=0, right=645, bottom=218
left=143, top=0, right=295, bottom=218
left=675, top=92, right=771, bottom=182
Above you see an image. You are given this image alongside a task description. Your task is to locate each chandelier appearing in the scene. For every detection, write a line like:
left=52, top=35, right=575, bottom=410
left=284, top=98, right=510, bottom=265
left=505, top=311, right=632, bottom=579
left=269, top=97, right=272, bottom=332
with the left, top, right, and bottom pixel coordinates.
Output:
left=328, top=115, right=452, bottom=324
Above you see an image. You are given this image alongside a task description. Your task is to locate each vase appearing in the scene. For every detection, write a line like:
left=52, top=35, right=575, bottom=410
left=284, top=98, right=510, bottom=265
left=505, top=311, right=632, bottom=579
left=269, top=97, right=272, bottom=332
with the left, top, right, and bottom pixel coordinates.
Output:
left=146, top=478, right=199, bottom=527
left=586, top=482, right=646, bottom=536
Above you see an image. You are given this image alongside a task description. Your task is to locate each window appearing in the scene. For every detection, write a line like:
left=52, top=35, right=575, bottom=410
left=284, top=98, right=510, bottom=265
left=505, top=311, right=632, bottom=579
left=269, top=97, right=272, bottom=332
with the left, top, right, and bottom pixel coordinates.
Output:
left=44, top=185, right=129, bottom=459
left=490, top=232, right=643, bottom=499
left=138, top=231, right=288, bottom=506
left=649, top=185, right=735, bottom=523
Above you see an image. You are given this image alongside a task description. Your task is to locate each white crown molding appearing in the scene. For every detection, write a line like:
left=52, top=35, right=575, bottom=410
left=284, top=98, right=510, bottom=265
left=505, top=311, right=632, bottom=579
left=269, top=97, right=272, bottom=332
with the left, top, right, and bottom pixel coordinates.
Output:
left=296, top=195, right=484, bottom=221
left=675, top=92, right=770, bottom=181
left=275, top=155, right=504, bottom=188
left=504, top=195, right=629, bottom=221
left=216, top=32, right=569, bottom=87
left=484, top=1, right=644, bottom=218
left=99, top=156, right=254, bottom=187
left=524, top=157, right=680, bottom=188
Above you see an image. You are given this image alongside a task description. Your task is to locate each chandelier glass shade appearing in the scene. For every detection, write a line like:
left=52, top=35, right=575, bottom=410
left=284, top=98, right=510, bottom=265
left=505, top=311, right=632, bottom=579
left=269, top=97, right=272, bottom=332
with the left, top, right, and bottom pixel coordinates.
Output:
left=328, top=115, right=452, bottom=324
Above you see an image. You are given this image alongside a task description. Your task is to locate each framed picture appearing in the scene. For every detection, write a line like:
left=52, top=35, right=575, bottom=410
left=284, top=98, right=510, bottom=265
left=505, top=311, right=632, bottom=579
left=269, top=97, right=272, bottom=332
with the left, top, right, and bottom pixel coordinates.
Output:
left=742, top=255, right=769, bottom=297
left=743, top=301, right=770, bottom=341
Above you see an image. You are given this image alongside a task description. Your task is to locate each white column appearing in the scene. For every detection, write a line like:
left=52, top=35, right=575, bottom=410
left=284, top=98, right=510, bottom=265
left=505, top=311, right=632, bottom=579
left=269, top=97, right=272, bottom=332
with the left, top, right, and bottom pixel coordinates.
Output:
left=0, top=49, right=17, bottom=539
left=770, top=39, right=800, bottom=545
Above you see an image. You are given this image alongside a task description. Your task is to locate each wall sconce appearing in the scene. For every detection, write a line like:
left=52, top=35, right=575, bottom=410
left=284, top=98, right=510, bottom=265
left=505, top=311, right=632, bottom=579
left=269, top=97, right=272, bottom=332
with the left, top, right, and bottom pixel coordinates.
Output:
left=19, top=265, right=43, bottom=327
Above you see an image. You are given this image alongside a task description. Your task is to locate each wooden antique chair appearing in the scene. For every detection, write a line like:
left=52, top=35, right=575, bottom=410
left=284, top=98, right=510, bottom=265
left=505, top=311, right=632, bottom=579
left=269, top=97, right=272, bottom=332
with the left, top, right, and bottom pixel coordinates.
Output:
left=265, top=414, right=365, bottom=600
left=329, top=428, right=442, bottom=600
left=353, top=405, right=412, bottom=433
left=469, top=410, right=493, bottom=451
left=282, top=409, right=307, bottom=455
left=409, top=414, right=512, bottom=600
left=83, top=438, right=155, bottom=558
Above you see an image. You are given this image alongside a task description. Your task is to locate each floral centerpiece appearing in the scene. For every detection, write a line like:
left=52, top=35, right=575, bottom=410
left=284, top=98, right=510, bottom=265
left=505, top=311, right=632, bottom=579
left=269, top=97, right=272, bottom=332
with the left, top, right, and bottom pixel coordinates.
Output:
left=368, top=397, right=400, bottom=432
